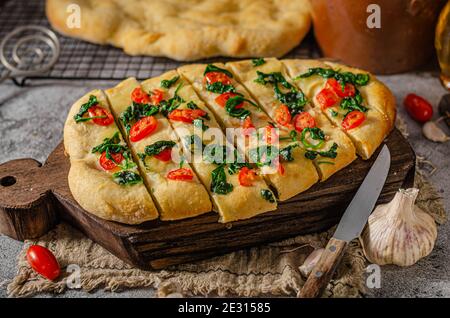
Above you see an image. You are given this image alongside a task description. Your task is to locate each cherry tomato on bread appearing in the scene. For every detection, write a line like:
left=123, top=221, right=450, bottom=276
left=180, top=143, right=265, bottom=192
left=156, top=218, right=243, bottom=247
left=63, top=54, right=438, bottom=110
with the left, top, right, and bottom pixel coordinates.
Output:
left=238, top=167, right=257, bottom=186
left=88, top=106, right=114, bottom=126
left=167, top=168, right=194, bottom=181
left=293, top=112, right=316, bottom=132
left=129, top=116, right=158, bottom=142
left=342, top=111, right=365, bottom=130
left=316, top=88, right=340, bottom=109
left=99, top=151, right=124, bottom=171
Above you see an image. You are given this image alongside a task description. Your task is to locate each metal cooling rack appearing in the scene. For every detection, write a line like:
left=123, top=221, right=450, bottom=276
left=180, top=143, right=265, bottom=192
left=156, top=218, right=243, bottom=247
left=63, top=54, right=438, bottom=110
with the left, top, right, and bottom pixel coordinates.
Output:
left=0, top=0, right=320, bottom=83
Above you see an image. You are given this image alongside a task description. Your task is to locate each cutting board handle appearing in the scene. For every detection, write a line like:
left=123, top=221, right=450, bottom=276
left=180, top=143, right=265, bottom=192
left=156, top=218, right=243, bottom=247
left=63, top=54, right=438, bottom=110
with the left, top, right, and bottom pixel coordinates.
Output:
left=0, top=158, right=59, bottom=240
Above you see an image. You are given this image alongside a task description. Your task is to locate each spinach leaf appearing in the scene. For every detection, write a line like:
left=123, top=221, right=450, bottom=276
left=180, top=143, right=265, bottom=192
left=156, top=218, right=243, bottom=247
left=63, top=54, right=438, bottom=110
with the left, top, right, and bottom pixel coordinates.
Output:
left=113, top=170, right=142, bottom=186
left=340, top=91, right=367, bottom=114
left=203, top=144, right=229, bottom=165
left=211, top=164, right=233, bottom=195
left=279, top=144, right=299, bottom=162
left=252, top=58, right=266, bottom=67
left=255, top=71, right=307, bottom=115
left=74, top=95, right=99, bottom=123
left=159, top=84, right=185, bottom=116
left=248, top=145, right=279, bottom=167
left=160, top=75, right=180, bottom=89
left=261, top=189, right=276, bottom=203
left=297, top=68, right=370, bottom=87
left=91, top=132, right=127, bottom=155
left=225, top=96, right=251, bottom=119
left=305, top=143, right=338, bottom=160
left=205, top=82, right=237, bottom=94
left=184, top=134, right=205, bottom=153
left=138, top=140, right=176, bottom=161
left=227, top=162, right=250, bottom=175
left=303, top=127, right=325, bottom=141
left=187, top=101, right=199, bottom=109
left=204, top=64, right=233, bottom=77
left=120, top=102, right=159, bottom=133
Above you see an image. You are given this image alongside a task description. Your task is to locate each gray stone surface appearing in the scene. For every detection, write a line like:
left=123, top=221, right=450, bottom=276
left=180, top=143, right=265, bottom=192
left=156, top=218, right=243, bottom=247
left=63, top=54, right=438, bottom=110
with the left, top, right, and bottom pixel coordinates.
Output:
left=0, top=73, right=448, bottom=298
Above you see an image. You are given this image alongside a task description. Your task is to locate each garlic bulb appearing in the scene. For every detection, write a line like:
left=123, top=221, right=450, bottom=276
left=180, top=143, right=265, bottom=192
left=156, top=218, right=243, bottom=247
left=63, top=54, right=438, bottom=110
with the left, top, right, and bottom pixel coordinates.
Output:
left=422, top=120, right=450, bottom=143
left=360, top=188, right=437, bottom=267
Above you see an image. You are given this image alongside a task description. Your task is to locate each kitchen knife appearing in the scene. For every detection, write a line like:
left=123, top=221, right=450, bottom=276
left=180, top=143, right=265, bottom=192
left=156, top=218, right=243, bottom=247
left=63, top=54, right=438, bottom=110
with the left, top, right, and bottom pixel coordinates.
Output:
left=299, top=145, right=391, bottom=298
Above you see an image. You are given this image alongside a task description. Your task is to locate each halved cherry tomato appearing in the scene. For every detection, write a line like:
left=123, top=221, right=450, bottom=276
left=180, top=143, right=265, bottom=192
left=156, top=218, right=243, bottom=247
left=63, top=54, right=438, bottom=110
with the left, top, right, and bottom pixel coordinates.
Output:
left=215, top=92, right=243, bottom=108
left=275, top=104, right=292, bottom=126
left=168, top=109, right=207, bottom=123
left=129, top=116, right=158, bottom=142
left=342, top=111, right=366, bottom=130
left=99, top=151, right=124, bottom=171
left=153, top=148, right=172, bottom=162
left=293, top=112, right=316, bottom=132
left=203, top=72, right=232, bottom=86
left=242, top=116, right=255, bottom=136
left=264, top=125, right=279, bottom=145
left=316, top=88, right=340, bottom=109
left=88, top=106, right=114, bottom=126
left=404, top=93, right=433, bottom=123
left=26, top=245, right=60, bottom=281
left=327, top=78, right=356, bottom=98
left=238, top=167, right=257, bottom=186
left=167, top=168, right=194, bottom=181
left=131, top=87, right=151, bottom=104
left=151, top=89, right=164, bottom=105
left=278, top=162, right=285, bottom=176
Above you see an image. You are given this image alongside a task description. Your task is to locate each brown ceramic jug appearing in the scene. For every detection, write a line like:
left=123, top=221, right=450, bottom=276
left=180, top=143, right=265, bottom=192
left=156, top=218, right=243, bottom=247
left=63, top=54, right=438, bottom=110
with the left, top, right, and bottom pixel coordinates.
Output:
left=310, top=0, right=447, bottom=74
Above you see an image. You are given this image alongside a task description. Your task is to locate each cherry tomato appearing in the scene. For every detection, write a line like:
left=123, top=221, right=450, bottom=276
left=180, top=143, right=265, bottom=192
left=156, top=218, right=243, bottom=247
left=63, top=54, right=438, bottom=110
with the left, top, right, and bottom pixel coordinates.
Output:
left=26, top=245, right=60, bottom=281
left=316, top=88, right=340, bottom=109
left=129, top=116, right=158, bottom=142
left=342, top=111, right=366, bottom=130
left=238, top=167, right=257, bottom=186
left=215, top=92, right=243, bottom=108
left=203, top=72, right=232, bottom=86
left=131, top=87, right=150, bottom=104
left=275, top=104, right=292, bottom=126
left=168, top=109, right=207, bottom=123
left=167, top=168, right=194, bottom=181
left=404, top=93, right=433, bottom=123
left=278, top=162, right=285, bottom=176
left=242, top=116, right=255, bottom=135
left=151, top=89, right=164, bottom=105
left=99, top=151, right=124, bottom=171
left=327, top=78, right=356, bottom=98
left=264, top=125, right=279, bottom=145
left=153, top=148, right=172, bottom=162
left=88, top=106, right=114, bottom=126
left=293, top=112, right=316, bottom=132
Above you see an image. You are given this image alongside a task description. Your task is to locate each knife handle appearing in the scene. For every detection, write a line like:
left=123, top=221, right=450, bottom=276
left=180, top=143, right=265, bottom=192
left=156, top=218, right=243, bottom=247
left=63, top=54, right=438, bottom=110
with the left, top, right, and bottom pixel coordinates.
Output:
left=298, top=237, right=348, bottom=298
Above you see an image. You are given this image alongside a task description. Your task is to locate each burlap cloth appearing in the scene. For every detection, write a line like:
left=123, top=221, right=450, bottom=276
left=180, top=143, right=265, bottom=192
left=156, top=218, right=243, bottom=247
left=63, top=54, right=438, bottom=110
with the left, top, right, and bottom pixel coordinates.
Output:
left=6, top=118, right=447, bottom=298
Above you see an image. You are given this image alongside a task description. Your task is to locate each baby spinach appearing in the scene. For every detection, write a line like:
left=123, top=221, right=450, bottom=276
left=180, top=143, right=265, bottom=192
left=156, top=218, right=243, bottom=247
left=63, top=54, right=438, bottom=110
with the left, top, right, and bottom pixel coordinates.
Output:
left=113, top=170, right=142, bottom=186
left=74, top=95, right=99, bottom=123
left=160, top=75, right=180, bottom=89
left=211, top=164, right=233, bottom=195
left=305, top=143, right=338, bottom=160
left=261, top=189, right=276, bottom=203
left=297, top=68, right=370, bottom=87
left=204, top=64, right=233, bottom=77
left=252, top=58, right=266, bottom=67
left=138, top=140, right=176, bottom=161
left=120, top=102, right=159, bottom=133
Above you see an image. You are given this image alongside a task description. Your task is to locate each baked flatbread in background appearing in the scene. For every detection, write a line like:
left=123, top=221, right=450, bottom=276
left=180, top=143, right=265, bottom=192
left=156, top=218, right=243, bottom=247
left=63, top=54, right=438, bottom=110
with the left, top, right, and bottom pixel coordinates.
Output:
left=46, top=0, right=311, bottom=61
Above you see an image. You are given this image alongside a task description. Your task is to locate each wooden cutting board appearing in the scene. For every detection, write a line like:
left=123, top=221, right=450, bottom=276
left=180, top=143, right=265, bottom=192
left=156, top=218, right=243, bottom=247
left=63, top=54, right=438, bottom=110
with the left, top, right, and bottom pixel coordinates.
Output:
left=0, top=128, right=415, bottom=270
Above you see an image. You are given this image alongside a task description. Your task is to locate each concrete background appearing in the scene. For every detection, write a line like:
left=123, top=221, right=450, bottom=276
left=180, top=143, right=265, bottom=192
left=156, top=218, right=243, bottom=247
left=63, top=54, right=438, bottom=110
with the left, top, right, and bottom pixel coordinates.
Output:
left=0, top=72, right=448, bottom=298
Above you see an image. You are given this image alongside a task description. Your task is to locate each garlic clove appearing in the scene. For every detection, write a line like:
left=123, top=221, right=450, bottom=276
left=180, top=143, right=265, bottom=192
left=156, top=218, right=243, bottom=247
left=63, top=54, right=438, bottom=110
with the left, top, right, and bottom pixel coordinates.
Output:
left=359, top=188, right=437, bottom=267
left=422, top=120, right=450, bottom=143
left=299, top=248, right=324, bottom=277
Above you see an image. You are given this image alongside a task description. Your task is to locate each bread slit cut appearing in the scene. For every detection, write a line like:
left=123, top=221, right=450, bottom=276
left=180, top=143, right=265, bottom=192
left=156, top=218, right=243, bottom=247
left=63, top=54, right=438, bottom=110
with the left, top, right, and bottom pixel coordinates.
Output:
left=140, top=71, right=277, bottom=222
left=282, top=59, right=395, bottom=160
left=105, top=78, right=212, bottom=221
left=64, top=89, right=159, bottom=224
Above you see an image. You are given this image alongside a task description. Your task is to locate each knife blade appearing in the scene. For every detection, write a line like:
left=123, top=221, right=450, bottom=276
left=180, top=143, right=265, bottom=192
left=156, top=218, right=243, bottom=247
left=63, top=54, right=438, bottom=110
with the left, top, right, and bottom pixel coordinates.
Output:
left=299, top=145, right=391, bottom=298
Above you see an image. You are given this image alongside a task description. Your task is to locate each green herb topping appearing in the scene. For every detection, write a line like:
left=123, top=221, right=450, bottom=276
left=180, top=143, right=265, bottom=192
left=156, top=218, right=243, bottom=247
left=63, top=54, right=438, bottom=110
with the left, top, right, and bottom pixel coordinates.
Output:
left=138, top=140, right=176, bottom=162
left=203, top=64, right=236, bottom=94
left=211, top=164, right=233, bottom=195
left=120, top=102, right=159, bottom=133
left=112, top=170, right=142, bottom=186
left=92, top=132, right=127, bottom=156
left=261, top=189, right=276, bottom=203
left=340, top=92, right=368, bottom=114
left=296, top=68, right=370, bottom=87
left=159, top=83, right=185, bottom=116
left=252, top=58, right=266, bottom=67
left=301, top=127, right=325, bottom=149
left=305, top=143, right=338, bottom=160
left=160, top=75, right=180, bottom=89
left=204, top=64, right=233, bottom=77
left=254, top=71, right=307, bottom=116
left=279, top=144, right=299, bottom=162
left=74, top=95, right=101, bottom=123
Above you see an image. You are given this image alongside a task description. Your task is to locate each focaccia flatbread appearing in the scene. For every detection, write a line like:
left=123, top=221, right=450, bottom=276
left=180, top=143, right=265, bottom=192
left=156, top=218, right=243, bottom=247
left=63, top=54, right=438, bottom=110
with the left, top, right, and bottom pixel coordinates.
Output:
left=64, top=90, right=159, bottom=224
left=46, top=0, right=311, bottom=61
left=105, top=78, right=212, bottom=220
